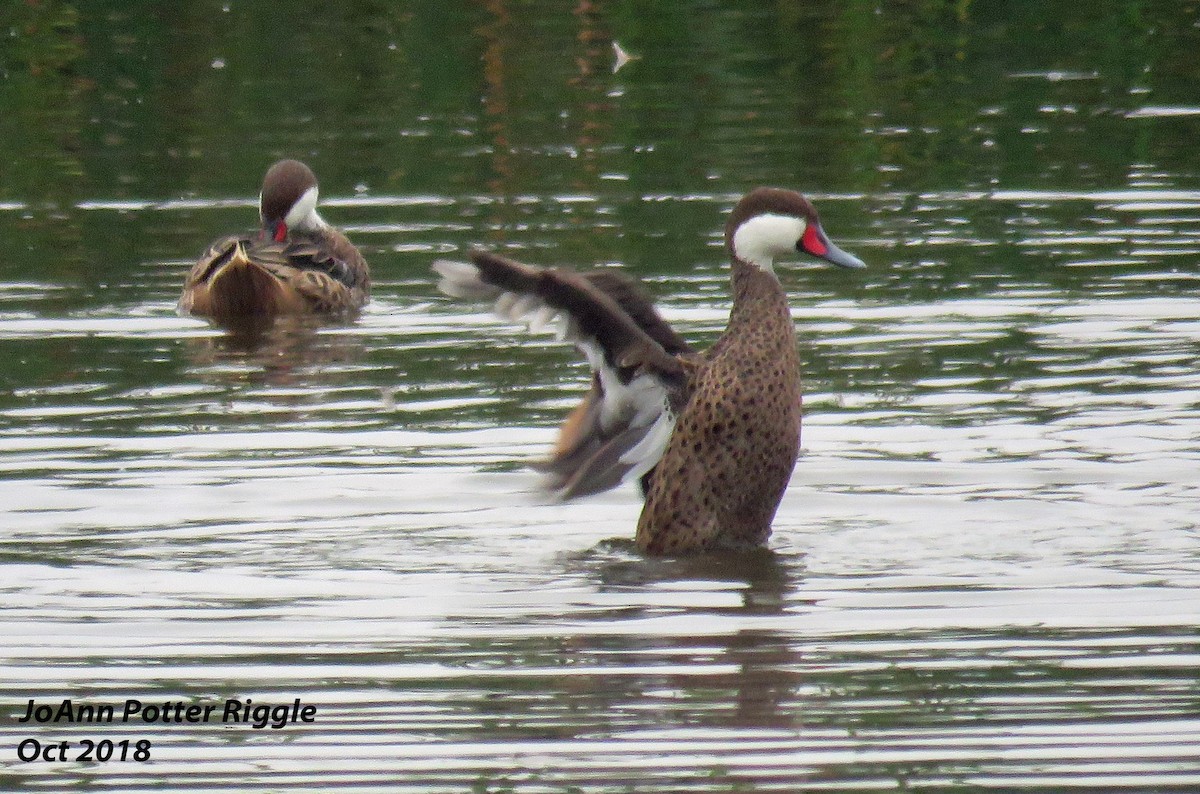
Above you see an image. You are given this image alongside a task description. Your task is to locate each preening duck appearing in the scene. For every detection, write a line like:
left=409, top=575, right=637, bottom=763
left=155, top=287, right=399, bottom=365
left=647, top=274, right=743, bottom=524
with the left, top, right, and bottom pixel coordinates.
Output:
left=433, top=188, right=864, bottom=555
left=179, top=159, right=370, bottom=321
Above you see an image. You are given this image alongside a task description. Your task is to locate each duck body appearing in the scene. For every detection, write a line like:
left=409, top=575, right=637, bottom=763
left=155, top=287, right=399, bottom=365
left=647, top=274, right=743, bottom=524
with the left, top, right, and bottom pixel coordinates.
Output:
left=433, top=187, right=863, bottom=555
left=179, top=160, right=369, bottom=321
left=179, top=227, right=368, bottom=319
left=636, top=262, right=802, bottom=553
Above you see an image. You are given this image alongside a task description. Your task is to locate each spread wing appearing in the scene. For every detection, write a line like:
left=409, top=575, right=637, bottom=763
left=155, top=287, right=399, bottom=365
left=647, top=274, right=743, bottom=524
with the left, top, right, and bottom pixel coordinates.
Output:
left=433, top=250, right=695, bottom=499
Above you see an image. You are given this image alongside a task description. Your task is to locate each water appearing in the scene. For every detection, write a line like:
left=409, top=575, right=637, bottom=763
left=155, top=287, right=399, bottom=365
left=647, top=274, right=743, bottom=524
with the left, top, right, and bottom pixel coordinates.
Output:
left=3, top=1, right=1200, bottom=791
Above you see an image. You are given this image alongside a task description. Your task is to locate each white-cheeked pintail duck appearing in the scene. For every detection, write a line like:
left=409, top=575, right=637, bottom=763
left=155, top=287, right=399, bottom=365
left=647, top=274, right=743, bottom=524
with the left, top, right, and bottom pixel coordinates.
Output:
left=179, top=159, right=370, bottom=321
left=433, top=188, right=864, bottom=555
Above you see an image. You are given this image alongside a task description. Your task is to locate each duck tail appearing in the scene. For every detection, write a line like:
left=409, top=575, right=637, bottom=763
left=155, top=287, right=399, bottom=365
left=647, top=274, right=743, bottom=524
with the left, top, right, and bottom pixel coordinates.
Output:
left=200, top=244, right=294, bottom=318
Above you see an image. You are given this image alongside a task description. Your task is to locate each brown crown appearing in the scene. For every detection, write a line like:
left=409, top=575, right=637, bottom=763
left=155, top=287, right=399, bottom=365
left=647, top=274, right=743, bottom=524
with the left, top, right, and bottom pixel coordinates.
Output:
left=724, top=187, right=819, bottom=251
left=259, top=159, right=318, bottom=225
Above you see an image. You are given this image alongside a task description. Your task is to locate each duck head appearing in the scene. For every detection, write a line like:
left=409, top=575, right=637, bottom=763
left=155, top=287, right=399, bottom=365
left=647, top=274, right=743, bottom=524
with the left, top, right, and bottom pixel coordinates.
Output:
left=726, top=187, right=866, bottom=272
left=259, top=159, right=323, bottom=242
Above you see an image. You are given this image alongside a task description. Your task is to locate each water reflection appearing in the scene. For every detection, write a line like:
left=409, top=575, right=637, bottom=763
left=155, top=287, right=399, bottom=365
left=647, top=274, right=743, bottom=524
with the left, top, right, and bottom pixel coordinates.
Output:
left=580, top=541, right=796, bottom=608
left=561, top=545, right=807, bottom=732
left=182, top=316, right=368, bottom=389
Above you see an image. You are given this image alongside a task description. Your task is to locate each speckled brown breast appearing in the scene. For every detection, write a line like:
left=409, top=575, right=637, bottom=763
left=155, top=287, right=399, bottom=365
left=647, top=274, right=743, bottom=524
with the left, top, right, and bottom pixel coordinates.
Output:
left=635, top=263, right=802, bottom=554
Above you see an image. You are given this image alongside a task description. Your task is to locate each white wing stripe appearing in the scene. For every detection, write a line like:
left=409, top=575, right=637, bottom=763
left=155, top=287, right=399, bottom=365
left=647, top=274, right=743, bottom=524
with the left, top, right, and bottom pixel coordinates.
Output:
left=620, top=409, right=675, bottom=482
left=528, top=306, right=558, bottom=332
left=432, top=259, right=497, bottom=299
left=493, top=291, right=519, bottom=317
left=507, top=294, right=541, bottom=321
left=435, top=255, right=678, bottom=493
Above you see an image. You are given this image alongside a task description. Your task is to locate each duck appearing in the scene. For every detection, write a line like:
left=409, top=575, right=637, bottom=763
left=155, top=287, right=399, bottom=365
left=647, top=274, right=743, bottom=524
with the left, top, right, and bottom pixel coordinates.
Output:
left=178, top=159, right=370, bottom=321
left=433, top=187, right=864, bottom=555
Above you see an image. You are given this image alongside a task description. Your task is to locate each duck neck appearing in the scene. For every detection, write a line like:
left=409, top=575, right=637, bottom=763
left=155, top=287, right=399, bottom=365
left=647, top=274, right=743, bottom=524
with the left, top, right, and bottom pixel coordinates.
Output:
left=292, top=210, right=328, bottom=235
left=728, top=257, right=792, bottom=334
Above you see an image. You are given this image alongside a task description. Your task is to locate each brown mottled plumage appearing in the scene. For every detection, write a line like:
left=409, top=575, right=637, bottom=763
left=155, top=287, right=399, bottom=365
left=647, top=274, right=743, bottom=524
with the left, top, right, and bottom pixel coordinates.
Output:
left=432, top=188, right=864, bottom=555
left=538, top=269, right=694, bottom=488
left=635, top=245, right=802, bottom=553
left=179, top=160, right=369, bottom=322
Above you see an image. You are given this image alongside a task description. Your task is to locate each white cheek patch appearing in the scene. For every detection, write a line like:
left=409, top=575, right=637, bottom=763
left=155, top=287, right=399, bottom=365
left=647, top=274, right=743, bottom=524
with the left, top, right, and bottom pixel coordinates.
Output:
left=732, top=213, right=807, bottom=271
left=284, top=186, right=321, bottom=231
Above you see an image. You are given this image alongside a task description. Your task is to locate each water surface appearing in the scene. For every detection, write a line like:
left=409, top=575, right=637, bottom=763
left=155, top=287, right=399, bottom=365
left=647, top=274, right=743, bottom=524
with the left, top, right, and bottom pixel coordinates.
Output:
left=2, top=1, right=1200, bottom=791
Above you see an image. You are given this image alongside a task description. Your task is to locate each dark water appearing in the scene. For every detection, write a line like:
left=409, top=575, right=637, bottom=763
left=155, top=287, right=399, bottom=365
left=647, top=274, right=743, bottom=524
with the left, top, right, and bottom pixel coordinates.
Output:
left=2, top=1, right=1200, bottom=790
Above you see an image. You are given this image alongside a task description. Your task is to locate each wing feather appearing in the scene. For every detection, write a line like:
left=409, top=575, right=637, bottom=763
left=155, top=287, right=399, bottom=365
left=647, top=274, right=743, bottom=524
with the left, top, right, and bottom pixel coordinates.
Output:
left=432, top=251, right=697, bottom=499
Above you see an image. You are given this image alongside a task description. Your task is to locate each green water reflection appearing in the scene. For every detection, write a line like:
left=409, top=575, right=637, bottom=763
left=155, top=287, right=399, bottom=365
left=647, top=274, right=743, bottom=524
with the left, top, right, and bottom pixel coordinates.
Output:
left=4, top=2, right=1200, bottom=229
